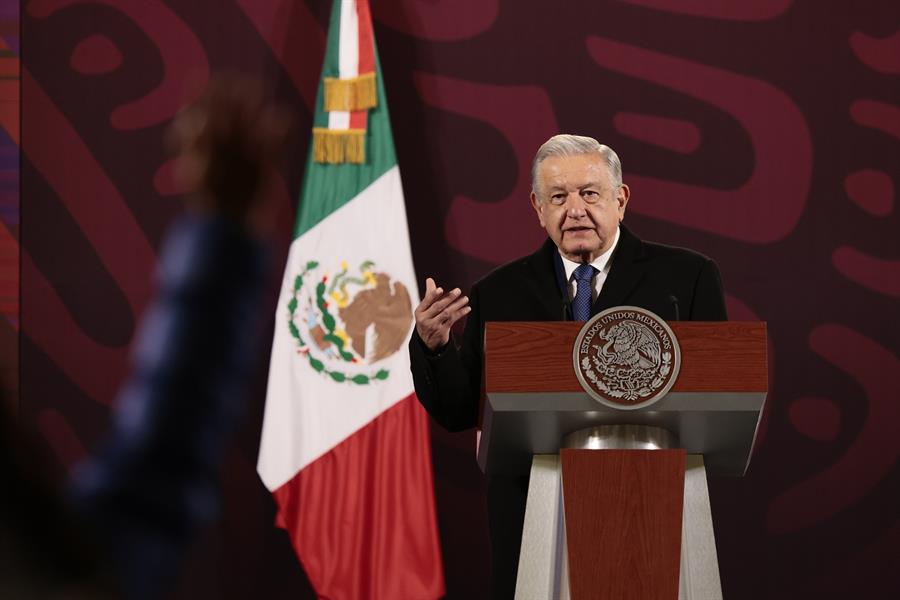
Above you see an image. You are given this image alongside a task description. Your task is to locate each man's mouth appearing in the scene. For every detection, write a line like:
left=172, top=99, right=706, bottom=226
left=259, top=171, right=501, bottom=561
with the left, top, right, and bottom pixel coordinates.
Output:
left=564, top=226, right=593, bottom=233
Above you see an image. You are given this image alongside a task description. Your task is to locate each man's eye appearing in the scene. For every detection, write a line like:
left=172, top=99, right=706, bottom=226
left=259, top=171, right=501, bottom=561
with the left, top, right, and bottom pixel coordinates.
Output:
left=551, top=195, right=566, bottom=204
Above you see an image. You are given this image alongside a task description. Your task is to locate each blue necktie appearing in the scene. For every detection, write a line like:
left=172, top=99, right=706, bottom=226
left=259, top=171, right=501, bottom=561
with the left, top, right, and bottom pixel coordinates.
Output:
left=572, top=264, right=597, bottom=321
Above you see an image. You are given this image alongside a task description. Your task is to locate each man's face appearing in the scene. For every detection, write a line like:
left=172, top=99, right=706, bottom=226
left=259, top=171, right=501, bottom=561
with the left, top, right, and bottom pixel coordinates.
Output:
left=530, top=153, right=630, bottom=263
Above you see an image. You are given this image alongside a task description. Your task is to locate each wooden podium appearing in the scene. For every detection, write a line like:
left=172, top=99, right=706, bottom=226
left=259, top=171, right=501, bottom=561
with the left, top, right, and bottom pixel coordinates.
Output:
left=478, top=321, right=767, bottom=599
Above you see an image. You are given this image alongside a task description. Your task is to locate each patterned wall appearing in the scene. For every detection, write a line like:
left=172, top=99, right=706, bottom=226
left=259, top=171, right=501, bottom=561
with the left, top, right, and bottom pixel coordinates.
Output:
left=0, top=0, right=18, bottom=413
left=21, top=1, right=900, bottom=598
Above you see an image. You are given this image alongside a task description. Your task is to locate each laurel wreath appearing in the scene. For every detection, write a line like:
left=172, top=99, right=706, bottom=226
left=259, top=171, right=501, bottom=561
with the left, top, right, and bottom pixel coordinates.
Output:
left=287, top=260, right=389, bottom=385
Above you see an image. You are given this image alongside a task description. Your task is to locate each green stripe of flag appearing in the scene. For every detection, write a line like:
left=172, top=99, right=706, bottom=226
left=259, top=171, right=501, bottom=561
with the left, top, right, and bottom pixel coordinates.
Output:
left=313, top=0, right=342, bottom=131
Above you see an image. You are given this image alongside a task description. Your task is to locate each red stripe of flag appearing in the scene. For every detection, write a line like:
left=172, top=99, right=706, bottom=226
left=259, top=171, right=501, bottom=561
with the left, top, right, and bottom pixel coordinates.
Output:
left=272, top=393, right=445, bottom=599
left=349, top=0, right=374, bottom=130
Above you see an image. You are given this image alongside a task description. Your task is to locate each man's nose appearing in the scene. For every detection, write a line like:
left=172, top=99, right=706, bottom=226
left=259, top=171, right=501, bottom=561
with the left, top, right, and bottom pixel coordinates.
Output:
left=565, top=192, right=587, bottom=217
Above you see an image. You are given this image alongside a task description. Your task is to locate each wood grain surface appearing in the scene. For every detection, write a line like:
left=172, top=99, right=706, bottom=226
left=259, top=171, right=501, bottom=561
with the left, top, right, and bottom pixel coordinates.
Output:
left=484, top=321, right=767, bottom=393
left=561, top=449, right=686, bottom=600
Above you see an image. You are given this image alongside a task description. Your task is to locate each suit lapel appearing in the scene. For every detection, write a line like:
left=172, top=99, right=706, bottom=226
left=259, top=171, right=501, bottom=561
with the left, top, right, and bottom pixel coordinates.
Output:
left=593, top=225, right=646, bottom=313
left=529, top=238, right=569, bottom=320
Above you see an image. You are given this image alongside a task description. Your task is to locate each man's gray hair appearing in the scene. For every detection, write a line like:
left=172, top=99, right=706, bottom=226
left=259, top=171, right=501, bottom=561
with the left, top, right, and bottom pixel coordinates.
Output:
left=531, top=134, right=623, bottom=194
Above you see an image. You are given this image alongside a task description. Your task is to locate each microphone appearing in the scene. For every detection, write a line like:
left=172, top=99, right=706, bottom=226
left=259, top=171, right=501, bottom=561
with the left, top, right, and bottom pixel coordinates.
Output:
left=668, top=294, right=680, bottom=321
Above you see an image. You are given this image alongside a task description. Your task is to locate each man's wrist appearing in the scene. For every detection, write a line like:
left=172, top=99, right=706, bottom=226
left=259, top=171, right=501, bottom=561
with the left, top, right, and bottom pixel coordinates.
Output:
left=414, top=330, right=450, bottom=357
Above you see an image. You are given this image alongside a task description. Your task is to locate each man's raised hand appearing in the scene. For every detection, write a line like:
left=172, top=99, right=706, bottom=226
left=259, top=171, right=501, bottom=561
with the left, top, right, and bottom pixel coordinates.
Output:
left=414, top=278, right=471, bottom=352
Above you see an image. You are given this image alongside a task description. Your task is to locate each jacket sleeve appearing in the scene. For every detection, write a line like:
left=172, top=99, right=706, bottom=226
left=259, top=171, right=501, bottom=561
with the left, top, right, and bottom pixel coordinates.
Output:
left=689, top=258, right=728, bottom=321
left=408, top=283, right=483, bottom=432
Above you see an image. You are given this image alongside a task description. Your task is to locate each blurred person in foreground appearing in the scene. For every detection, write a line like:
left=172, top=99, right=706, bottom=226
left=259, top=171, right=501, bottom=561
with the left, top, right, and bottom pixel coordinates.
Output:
left=67, top=75, right=290, bottom=599
left=409, top=134, right=727, bottom=597
left=0, top=74, right=289, bottom=599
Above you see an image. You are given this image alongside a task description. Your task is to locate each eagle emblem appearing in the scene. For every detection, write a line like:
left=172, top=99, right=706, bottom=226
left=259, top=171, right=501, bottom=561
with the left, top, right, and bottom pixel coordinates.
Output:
left=287, top=260, right=413, bottom=385
left=573, top=306, right=680, bottom=410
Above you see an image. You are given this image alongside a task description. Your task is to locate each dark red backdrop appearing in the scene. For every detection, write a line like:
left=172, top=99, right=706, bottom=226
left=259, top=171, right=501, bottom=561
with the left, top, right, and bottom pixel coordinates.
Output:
left=20, top=1, right=900, bottom=598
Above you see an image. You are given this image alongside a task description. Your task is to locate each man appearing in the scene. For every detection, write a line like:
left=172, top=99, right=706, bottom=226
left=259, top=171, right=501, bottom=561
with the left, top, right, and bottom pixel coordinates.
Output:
left=409, top=134, right=727, bottom=597
left=63, top=76, right=287, bottom=599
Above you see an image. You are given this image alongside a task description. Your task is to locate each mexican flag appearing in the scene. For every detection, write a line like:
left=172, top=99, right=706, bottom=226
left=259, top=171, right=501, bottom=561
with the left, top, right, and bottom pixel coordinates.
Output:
left=256, top=1, right=445, bottom=597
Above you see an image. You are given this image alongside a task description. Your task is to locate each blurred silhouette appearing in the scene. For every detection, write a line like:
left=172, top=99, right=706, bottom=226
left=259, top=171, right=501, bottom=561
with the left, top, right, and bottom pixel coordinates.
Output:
left=1, top=74, right=290, bottom=599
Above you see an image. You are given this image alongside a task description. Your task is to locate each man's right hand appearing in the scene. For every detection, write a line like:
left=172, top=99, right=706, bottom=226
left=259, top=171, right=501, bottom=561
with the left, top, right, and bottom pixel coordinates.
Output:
left=414, top=278, right=471, bottom=352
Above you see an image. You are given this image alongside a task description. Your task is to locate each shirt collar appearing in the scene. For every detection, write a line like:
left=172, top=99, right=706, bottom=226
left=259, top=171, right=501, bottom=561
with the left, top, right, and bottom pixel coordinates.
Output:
left=559, top=226, right=620, bottom=281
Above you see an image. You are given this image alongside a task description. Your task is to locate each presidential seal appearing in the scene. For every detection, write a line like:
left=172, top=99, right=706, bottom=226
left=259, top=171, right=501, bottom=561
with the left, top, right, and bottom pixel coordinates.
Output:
left=573, top=306, right=681, bottom=410
left=287, top=259, right=413, bottom=385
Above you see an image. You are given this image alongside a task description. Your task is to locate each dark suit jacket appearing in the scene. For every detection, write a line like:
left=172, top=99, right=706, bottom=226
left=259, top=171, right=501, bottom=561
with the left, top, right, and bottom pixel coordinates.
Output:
left=409, top=224, right=727, bottom=432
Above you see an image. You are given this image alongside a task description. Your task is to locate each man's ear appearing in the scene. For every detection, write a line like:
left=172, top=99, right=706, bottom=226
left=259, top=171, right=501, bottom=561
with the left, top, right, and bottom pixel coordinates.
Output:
left=616, top=184, right=630, bottom=219
left=530, top=191, right=545, bottom=227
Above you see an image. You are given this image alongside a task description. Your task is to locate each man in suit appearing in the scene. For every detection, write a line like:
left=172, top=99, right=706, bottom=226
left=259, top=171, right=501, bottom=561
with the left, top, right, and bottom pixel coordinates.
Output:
left=409, top=134, right=727, bottom=597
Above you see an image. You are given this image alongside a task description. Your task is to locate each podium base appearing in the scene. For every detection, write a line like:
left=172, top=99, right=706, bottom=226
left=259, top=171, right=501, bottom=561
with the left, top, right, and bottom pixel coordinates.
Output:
left=515, top=453, right=722, bottom=600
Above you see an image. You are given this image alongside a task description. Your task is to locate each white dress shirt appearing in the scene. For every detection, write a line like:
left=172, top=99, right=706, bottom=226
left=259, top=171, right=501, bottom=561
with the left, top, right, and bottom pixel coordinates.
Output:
left=559, top=226, right=620, bottom=303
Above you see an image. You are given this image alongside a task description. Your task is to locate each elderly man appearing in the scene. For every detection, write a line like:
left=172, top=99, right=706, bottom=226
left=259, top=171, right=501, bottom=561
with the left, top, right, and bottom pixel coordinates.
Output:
left=409, top=134, right=727, bottom=597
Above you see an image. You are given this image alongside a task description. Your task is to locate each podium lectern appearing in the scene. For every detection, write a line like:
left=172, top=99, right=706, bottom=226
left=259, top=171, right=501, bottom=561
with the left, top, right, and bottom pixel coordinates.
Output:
left=478, top=321, right=767, bottom=600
